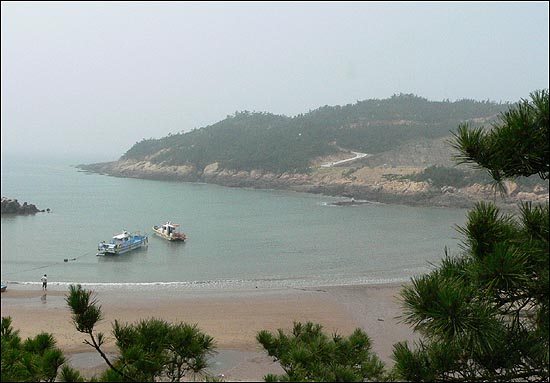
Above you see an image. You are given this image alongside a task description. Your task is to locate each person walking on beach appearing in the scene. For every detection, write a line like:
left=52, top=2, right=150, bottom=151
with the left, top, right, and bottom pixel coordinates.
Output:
left=41, top=274, right=47, bottom=290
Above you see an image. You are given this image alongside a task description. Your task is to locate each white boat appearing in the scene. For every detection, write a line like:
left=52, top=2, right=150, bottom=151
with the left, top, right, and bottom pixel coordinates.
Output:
left=152, top=222, right=187, bottom=242
left=97, top=230, right=148, bottom=255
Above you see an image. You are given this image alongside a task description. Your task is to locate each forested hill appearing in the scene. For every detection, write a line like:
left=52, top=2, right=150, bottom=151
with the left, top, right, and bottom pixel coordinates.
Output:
left=121, top=94, right=510, bottom=173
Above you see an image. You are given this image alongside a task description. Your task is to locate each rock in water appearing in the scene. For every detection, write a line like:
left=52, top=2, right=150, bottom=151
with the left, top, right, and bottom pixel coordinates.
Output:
left=1, top=197, right=43, bottom=215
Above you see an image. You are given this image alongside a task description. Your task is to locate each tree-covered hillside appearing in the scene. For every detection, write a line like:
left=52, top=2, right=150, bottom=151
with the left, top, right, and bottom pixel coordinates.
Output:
left=121, top=94, right=510, bottom=173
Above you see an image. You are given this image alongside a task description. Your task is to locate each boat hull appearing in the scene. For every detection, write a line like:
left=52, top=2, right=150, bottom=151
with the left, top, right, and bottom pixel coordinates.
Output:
left=97, top=235, right=148, bottom=256
left=152, top=227, right=186, bottom=241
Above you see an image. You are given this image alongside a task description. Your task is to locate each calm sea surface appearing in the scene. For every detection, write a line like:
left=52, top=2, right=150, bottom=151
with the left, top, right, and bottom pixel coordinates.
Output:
left=1, top=155, right=468, bottom=289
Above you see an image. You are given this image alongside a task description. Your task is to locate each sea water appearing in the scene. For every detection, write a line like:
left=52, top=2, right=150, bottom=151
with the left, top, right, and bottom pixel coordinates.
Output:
left=1, top=154, right=468, bottom=290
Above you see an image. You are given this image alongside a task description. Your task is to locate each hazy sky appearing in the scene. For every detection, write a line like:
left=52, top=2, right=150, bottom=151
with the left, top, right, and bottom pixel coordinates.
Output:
left=1, top=1, right=548, bottom=161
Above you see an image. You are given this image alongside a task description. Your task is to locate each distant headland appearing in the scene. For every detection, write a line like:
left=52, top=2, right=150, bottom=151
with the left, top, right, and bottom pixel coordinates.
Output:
left=77, top=94, right=548, bottom=210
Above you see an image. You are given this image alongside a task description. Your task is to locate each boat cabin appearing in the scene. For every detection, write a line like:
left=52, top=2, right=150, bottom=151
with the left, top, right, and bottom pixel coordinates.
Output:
left=113, top=231, right=130, bottom=242
left=160, top=222, right=179, bottom=235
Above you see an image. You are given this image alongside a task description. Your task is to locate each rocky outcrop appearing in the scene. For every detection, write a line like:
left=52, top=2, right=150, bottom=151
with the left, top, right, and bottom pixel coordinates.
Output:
left=1, top=197, right=46, bottom=215
left=78, top=160, right=197, bottom=181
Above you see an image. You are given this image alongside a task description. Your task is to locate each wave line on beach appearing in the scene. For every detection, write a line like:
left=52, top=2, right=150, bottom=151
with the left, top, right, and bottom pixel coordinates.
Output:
left=6, top=276, right=410, bottom=292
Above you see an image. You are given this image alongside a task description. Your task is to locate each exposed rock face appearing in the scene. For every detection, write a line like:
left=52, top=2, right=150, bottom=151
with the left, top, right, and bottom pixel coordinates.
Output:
left=1, top=197, right=44, bottom=215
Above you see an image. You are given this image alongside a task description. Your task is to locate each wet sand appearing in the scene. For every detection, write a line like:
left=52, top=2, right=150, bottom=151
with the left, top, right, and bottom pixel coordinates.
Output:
left=0, top=283, right=418, bottom=381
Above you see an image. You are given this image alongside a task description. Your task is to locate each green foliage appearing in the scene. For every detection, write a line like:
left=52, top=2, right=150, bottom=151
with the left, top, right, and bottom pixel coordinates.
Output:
left=109, top=318, right=215, bottom=382
left=65, top=284, right=217, bottom=382
left=66, top=284, right=104, bottom=334
left=456, top=201, right=519, bottom=256
left=406, top=165, right=494, bottom=188
left=121, top=95, right=509, bottom=174
left=451, top=89, right=549, bottom=181
left=405, top=165, right=548, bottom=191
left=257, top=321, right=387, bottom=382
left=396, top=202, right=549, bottom=381
left=59, top=365, right=86, bottom=382
left=393, top=90, right=549, bottom=382
left=1, top=315, right=75, bottom=382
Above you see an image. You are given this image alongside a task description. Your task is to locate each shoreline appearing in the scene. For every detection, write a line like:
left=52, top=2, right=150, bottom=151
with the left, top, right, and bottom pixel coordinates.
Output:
left=1, top=276, right=412, bottom=291
left=76, top=162, right=548, bottom=211
left=1, top=282, right=418, bottom=381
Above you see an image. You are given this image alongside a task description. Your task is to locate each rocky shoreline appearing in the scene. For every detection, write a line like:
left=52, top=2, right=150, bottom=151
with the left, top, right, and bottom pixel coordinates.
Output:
left=1, top=197, right=48, bottom=215
left=77, top=160, right=549, bottom=211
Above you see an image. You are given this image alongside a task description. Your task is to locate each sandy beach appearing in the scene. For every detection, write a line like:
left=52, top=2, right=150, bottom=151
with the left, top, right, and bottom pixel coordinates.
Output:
left=1, top=282, right=418, bottom=381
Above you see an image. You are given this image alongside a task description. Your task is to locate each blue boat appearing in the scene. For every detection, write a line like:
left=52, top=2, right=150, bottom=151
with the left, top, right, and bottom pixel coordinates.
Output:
left=1, top=284, right=7, bottom=293
left=97, top=230, right=148, bottom=255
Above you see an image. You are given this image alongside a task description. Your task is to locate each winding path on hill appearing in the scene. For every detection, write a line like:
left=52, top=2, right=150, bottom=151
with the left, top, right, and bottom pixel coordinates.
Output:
left=320, top=151, right=370, bottom=168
